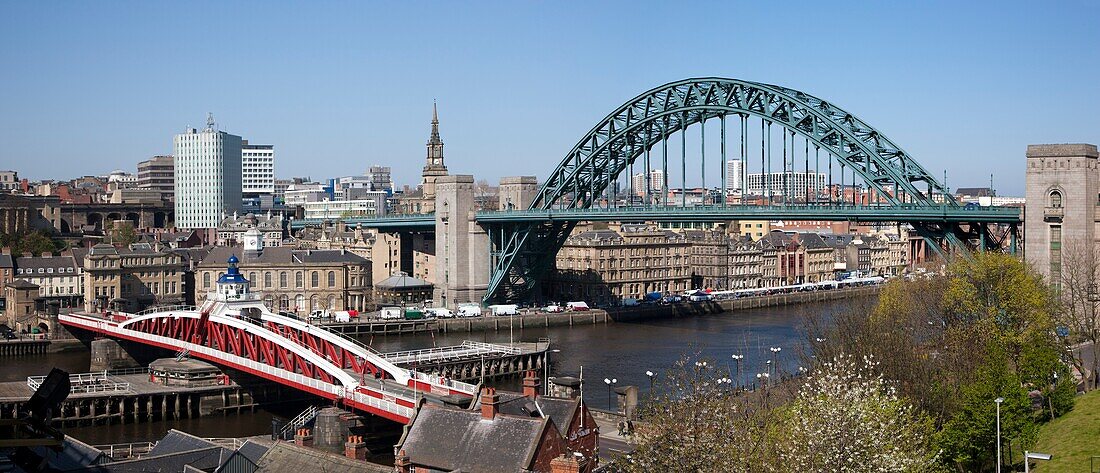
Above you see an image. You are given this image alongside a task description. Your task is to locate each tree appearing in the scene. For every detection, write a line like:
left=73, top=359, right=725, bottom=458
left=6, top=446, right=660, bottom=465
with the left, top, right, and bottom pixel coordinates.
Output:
left=1056, top=239, right=1100, bottom=390
left=938, top=346, right=1036, bottom=472
left=614, top=353, right=791, bottom=473
left=777, top=354, right=937, bottom=472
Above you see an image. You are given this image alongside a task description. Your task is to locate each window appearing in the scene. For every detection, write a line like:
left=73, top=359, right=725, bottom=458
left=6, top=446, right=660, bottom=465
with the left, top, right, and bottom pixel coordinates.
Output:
left=295, top=272, right=303, bottom=288
left=1050, top=190, right=1062, bottom=208
left=203, top=272, right=211, bottom=288
left=265, top=272, right=272, bottom=287
left=1050, top=225, right=1062, bottom=291
left=311, top=271, right=319, bottom=287
left=280, top=272, right=288, bottom=287
left=248, top=272, right=256, bottom=284
left=328, top=271, right=336, bottom=287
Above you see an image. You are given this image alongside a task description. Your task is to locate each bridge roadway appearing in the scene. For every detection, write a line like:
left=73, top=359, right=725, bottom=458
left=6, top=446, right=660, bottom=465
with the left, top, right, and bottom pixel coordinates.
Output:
left=287, top=204, right=1021, bottom=230
left=58, top=307, right=480, bottom=424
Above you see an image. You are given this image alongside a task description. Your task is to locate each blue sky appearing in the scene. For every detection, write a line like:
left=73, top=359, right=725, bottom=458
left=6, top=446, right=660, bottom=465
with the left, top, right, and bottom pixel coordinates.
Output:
left=1, top=1, right=1097, bottom=195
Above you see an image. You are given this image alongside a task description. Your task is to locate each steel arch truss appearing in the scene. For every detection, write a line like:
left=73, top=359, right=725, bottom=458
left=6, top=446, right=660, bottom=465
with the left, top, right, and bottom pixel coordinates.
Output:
left=484, top=78, right=976, bottom=303
left=534, top=77, right=951, bottom=210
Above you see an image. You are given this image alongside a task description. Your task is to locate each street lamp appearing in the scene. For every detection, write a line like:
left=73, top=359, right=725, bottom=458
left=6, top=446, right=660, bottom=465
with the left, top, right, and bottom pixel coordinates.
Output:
left=770, top=346, right=782, bottom=376
left=645, top=370, right=656, bottom=389
left=995, top=397, right=1004, bottom=473
left=731, top=354, right=744, bottom=389
left=604, top=378, right=617, bottom=410
left=1023, top=451, right=1051, bottom=473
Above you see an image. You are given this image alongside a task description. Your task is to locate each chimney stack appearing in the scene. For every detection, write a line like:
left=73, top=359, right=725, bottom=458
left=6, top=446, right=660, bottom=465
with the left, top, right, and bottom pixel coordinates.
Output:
left=480, top=387, right=499, bottom=420
left=523, top=370, right=540, bottom=400
left=394, top=449, right=412, bottom=472
left=344, top=435, right=367, bottom=460
left=550, top=453, right=586, bottom=473
left=294, top=428, right=314, bottom=448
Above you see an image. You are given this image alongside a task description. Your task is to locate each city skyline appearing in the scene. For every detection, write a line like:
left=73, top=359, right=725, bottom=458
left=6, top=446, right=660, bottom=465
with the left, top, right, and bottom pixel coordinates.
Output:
left=3, top=2, right=1099, bottom=195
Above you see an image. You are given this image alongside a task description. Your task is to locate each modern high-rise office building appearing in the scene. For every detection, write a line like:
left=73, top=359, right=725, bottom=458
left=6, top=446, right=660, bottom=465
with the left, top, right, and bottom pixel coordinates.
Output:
left=725, top=159, right=744, bottom=193
left=241, top=141, right=275, bottom=195
left=746, top=171, right=827, bottom=198
left=173, top=115, right=243, bottom=229
left=631, top=169, right=666, bottom=196
left=137, top=155, right=175, bottom=198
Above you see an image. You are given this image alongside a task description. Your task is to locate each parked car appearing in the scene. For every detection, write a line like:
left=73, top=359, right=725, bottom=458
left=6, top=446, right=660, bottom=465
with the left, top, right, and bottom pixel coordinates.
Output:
left=567, top=301, right=590, bottom=311
left=543, top=305, right=564, bottom=313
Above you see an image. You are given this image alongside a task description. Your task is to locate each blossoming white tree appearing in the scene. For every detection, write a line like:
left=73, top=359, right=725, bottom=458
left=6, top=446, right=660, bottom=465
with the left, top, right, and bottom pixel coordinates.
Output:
left=778, top=354, right=937, bottom=472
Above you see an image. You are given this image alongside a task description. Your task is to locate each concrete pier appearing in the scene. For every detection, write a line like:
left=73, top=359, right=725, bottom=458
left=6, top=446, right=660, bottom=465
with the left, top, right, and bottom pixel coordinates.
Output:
left=0, top=370, right=258, bottom=428
left=0, top=338, right=49, bottom=357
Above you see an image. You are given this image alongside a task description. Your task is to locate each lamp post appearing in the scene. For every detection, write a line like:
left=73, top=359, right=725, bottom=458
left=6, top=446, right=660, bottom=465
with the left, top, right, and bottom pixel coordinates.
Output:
left=769, top=346, right=781, bottom=377
left=604, top=378, right=617, bottom=410
left=731, top=354, right=744, bottom=390
left=645, top=370, right=656, bottom=390
left=1023, top=451, right=1051, bottom=473
left=995, top=397, right=1004, bottom=473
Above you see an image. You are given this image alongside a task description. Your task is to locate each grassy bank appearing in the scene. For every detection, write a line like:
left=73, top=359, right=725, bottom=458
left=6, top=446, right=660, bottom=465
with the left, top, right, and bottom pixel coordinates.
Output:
left=1032, top=389, right=1100, bottom=471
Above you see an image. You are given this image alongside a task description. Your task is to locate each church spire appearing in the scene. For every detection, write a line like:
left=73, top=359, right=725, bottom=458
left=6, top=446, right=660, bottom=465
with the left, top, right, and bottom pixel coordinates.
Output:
left=428, top=100, right=442, bottom=146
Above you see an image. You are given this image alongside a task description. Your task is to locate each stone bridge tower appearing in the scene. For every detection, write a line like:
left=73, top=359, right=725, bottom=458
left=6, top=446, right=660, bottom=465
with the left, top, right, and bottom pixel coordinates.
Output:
left=434, top=175, right=489, bottom=308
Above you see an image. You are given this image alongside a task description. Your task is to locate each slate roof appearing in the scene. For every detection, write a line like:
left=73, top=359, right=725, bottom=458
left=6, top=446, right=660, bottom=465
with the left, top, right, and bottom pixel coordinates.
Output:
left=491, top=392, right=580, bottom=436
left=399, top=404, right=556, bottom=473
left=13, top=255, right=79, bottom=273
left=252, top=442, right=391, bottom=473
left=797, top=232, right=830, bottom=250
left=375, top=272, right=432, bottom=289
left=68, top=447, right=229, bottom=472
left=30, top=435, right=108, bottom=471
left=146, top=429, right=225, bottom=457
left=199, top=246, right=368, bottom=268
left=0, top=254, right=13, bottom=269
left=570, top=229, right=622, bottom=241
left=6, top=279, right=39, bottom=289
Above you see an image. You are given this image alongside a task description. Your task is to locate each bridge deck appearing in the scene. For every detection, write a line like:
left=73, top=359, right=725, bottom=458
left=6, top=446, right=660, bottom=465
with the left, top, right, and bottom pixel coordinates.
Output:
left=288, top=204, right=1021, bottom=230
left=0, top=372, right=237, bottom=402
left=381, top=341, right=544, bottom=367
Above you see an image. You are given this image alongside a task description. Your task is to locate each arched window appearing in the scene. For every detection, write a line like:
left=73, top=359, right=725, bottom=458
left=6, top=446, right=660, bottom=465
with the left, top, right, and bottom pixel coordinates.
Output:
left=248, top=272, right=256, bottom=284
left=1050, top=190, right=1063, bottom=208
left=203, top=272, right=211, bottom=288
left=328, top=271, right=336, bottom=287
left=264, top=272, right=272, bottom=288
left=279, top=295, right=289, bottom=310
left=295, top=294, right=305, bottom=312
left=311, top=271, right=319, bottom=288
left=295, top=272, right=303, bottom=288
left=329, top=295, right=337, bottom=310
left=279, top=272, right=288, bottom=288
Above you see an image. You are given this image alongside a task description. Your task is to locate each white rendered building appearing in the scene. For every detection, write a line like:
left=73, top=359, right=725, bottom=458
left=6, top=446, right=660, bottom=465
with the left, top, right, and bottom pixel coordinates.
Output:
left=241, top=141, right=274, bottom=195
left=725, top=159, right=744, bottom=193
left=173, top=117, right=243, bottom=229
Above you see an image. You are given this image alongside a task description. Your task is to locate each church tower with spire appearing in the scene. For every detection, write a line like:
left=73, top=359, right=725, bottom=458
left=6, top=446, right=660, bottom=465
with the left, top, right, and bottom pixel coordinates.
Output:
left=420, top=102, right=449, bottom=203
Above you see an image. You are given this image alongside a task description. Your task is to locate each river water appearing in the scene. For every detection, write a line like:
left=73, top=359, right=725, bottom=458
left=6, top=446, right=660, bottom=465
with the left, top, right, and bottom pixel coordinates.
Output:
left=0, top=300, right=844, bottom=445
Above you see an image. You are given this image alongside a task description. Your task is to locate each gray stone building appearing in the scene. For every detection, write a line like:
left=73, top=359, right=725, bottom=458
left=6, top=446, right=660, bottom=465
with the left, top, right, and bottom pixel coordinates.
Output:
left=1025, top=144, right=1099, bottom=288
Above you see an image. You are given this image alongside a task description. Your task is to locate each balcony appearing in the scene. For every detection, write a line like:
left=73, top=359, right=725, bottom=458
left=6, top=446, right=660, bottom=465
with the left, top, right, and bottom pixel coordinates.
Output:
left=1043, top=206, right=1064, bottom=222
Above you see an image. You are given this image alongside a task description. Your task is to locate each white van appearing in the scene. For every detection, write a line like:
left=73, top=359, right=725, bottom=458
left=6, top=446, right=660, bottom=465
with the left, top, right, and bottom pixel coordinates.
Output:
left=333, top=311, right=352, bottom=323
left=489, top=304, right=519, bottom=316
left=426, top=307, right=454, bottom=319
left=458, top=304, right=483, bottom=318
left=380, top=307, right=404, bottom=320
left=567, top=301, right=590, bottom=311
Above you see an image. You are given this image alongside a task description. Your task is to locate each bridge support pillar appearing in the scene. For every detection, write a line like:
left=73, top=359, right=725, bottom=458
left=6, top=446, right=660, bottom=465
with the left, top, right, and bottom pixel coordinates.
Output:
left=89, top=339, right=141, bottom=372
left=434, top=175, right=489, bottom=308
